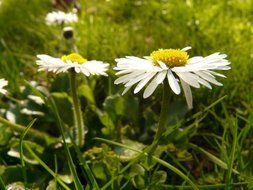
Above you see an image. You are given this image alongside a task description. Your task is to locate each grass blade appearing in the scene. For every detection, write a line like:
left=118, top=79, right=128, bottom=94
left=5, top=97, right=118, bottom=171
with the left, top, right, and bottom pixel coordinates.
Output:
left=68, top=133, right=100, bottom=190
left=226, top=118, right=238, bottom=188
left=0, top=116, right=57, bottom=145
left=189, top=143, right=239, bottom=174
left=162, top=182, right=248, bottom=189
left=95, top=137, right=199, bottom=190
left=19, top=118, right=37, bottom=190
left=49, top=97, right=84, bottom=190
left=24, top=144, right=71, bottom=190
left=0, top=176, right=7, bottom=190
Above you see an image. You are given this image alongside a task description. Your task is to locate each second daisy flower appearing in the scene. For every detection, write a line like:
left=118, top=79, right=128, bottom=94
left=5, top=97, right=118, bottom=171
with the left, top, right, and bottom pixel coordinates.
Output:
left=114, top=47, right=230, bottom=108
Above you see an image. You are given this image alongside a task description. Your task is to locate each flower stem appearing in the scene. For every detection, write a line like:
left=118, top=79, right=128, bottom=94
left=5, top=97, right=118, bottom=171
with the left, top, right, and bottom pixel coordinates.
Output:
left=69, top=70, right=86, bottom=147
left=154, top=79, right=171, bottom=141
left=149, top=79, right=171, bottom=155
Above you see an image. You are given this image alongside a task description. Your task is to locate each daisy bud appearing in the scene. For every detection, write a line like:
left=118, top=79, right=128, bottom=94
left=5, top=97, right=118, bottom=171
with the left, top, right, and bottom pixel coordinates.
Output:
left=62, top=26, right=74, bottom=39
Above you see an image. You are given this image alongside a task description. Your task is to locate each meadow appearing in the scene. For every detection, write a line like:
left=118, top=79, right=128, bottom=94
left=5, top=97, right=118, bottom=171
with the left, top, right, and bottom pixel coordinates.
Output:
left=0, top=0, right=252, bottom=189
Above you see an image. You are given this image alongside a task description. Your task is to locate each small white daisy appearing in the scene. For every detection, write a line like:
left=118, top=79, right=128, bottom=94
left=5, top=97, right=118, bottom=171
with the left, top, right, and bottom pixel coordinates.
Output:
left=0, top=78, right=8, bottom=95
left=114, top=47, right=230, bottom=108
left=45, top=11, right=78, bottom=25
left=28, top=95, right=45, bottom=105
left=36, top=53, right=109, bottom=76
left=20, top=108, right=44, bottom=116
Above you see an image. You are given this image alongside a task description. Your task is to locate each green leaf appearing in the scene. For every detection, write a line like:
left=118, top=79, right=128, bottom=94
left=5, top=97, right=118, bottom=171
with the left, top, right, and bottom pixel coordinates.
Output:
left=0, top=124, right=12, bottom=146
left=99, top=112, right=115, bottom=136
left=0, top=165, right=23, bottom=184
left=51, top=92, right=73, bottom=126
left=133, top=175, right=145, bottom=189
left=78, top=84, right=95, bottom=104
left=91, top=162, right=108, bottom=182
left=51, top=75, right=70, bottom=93
left=103, top=95, right=139, bottom=123
left=6, top=182, right=25, bottom=190
left=129, top=164, right=145, bottom=177
left=46, top=180, right=57, bottom=190
left=103, top=95, right=125, bottom=118
left=151, top=170, right=167, bottom=185
left=8, top=138, right=44, bottom=165
left=167, top=100, right=188, bottom=125
left=115, top=138, right=145, bottom=161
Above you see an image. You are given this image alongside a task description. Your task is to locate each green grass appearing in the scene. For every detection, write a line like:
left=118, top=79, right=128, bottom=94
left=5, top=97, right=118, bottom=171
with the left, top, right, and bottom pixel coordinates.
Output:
left=0, top=0, right=252, bottom=189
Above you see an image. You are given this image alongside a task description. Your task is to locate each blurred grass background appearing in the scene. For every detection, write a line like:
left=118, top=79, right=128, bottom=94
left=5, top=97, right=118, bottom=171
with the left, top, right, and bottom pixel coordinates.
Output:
left=0, top=0, right=252, bottom=108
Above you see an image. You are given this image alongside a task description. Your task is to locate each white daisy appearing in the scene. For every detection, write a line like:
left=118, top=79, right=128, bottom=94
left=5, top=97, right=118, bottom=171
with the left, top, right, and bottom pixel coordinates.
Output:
left=28, top=95, right=45, bottom=105
left=20, top=108, right=44, bottom=116
left=36, top=53, right=109, bottom=76
left=45, top=11, right=78, bottom=25
left=114, top=47, right=230, bottom=108
left=0, top=78, right=8, bottom=95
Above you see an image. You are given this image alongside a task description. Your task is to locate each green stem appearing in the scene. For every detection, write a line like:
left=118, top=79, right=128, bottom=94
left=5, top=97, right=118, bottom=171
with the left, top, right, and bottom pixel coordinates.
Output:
left=19, top=119, right=37, bottom=190
left=0, top=176, right=6, bottom=190
left=154, top=79, right=171, bottom=141
left=50, top=97, right=84, bottom=190
left=0, top=116, right=57, bottom=145
left=147, top=80, right=171, bottom=161
left=69, top=70, right=86, bottom=147
left=24, top=144, right=71, bottom=190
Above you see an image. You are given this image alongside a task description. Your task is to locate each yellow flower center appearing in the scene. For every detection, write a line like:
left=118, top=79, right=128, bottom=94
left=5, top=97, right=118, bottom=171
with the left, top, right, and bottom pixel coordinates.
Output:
left=61, top=53, right=87, bottom=64
left=150, top=49, right=189, bottom=67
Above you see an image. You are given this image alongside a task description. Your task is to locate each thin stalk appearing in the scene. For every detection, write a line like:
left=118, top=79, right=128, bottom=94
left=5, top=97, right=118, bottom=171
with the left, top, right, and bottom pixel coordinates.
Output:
left=50, top=97, right=84, bottom=190
left=24, top=144, right=71, bottom=190
left=0, top=116, right=57, bottom=145
left=5, top=95, right=21, bottom=104
left=162, top=182, right=248, bottom=189
left=54, top=155, right=58, bottom=189
left=19, top=118, right=37, bottom=190
left=154, top=79, right=171, bottom=141
left=95, top=138, right=198, bottom=190
left=148, top=80, right=171, bottom=156
left=68, top=132, right=100, bottom=190
left=0, top=176, right=6, bottom=190
left=69, top=70, right=86, bottom=147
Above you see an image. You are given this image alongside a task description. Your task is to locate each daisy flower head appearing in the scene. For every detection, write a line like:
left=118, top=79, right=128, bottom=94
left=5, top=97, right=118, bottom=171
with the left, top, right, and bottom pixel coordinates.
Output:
left=114, top=47, right=231, bottom=108
left=36, top=53, right=109, bottom=76
left=0, top=78, right=8, bottom=95
left=45, top=11, right=78, bottom=26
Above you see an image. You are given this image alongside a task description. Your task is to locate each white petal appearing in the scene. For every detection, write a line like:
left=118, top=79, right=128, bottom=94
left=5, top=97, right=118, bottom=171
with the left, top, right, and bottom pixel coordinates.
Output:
left=114, top=70, right=145, bottom=85
left=125, top=72, right=152, bottom=87
left=167, top=70, right=181, bottom=94
left=74, top=66, right=81, bottom=73
left=181, top=46, right=192, bottom=51
left=197, top=77, right=212, bottom=89
left=187, top=56, right=204, bottom=64
left=156, top=71, right=167, bottom=84
left=134, top=72, right=157, bottom=94
left=157, top=61, right=168, bottom=70
left=195, top=71, right=223, bottom=86
left=177, top=72, right=200, bottom=88
left=122, top=86, right=131, bottom=95
left=80, top=61, right=109, bottom=76
left=142, top=71, right=167, bottom=98
left=208, top=71, right=226, bottom=78
left=115, top=70, right=132, bottom=75
left=180, top=79, right=193, bottom=109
